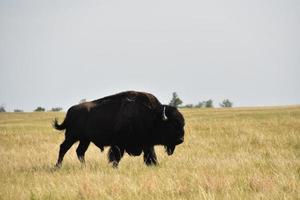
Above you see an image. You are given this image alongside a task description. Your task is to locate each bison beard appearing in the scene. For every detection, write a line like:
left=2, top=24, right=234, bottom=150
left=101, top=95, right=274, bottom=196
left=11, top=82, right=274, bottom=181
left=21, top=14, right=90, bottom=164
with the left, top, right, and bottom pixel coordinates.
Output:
left=53, top=91, right=185, bottom=168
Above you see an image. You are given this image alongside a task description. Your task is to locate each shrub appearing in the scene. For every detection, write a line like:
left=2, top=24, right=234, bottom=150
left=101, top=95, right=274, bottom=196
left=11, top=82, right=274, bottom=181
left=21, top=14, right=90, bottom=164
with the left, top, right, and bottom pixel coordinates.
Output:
left=34, top=107, right=45, bottom=112
left=0, top=106, right=5, bottom=112
left=195, top=102, right=205, bottom=108
left=205, top=99, right=214, bottom=108
left=184, top=104, right=194, bottom=108
left=220, top=99, right=233, bottom=108
left=51, top=107, right=63, bottom=112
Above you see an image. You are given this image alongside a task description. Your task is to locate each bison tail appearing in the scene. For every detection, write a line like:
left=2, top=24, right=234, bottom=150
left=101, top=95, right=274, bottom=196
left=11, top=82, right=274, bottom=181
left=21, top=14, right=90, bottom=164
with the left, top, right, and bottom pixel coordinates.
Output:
left=53, top=118, right=67, bottom=131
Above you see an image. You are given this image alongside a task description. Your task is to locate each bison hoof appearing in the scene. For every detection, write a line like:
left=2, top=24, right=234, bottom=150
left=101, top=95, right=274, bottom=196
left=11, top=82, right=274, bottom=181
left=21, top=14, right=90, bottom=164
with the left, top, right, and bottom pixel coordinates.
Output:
left=78, top=156, right=85, bottom=163
left=145, top=161, right=158, bottom=166
left=55, top=163, right=62, bottom=169
left=112, top=162, right=119, bottom=168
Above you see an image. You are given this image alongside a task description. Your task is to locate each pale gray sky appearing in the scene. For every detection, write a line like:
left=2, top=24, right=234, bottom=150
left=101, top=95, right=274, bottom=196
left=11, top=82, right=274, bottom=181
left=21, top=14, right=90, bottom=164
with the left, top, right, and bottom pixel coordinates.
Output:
left=0, top=0, right=299, bottom=111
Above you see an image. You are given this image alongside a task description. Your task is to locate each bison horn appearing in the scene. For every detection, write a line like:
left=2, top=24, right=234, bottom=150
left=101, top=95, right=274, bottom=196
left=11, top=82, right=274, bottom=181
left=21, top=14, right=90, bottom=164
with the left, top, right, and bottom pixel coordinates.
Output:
left=162, top=106, right=168, bottom=121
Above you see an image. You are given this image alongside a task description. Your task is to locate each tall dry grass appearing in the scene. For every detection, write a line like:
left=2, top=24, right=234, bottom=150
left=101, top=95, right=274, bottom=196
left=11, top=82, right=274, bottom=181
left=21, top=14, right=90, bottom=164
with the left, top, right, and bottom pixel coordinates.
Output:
left=0, top=107, right=299, bottom=199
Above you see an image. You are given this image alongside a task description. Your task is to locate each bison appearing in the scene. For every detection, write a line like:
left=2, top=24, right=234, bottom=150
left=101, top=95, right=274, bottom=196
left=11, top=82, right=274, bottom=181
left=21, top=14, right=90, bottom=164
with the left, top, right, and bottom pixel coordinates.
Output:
left=53, top=91, right=185, bottom=168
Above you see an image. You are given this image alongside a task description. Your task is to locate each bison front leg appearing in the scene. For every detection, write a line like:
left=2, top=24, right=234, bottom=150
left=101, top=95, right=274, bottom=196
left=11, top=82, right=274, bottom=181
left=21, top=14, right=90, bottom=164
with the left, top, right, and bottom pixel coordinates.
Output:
left=143, top=146, right=158, bottom=166
left=108, top=145, right=124, bottom=168
left=76, top=140, right=90, bottom=164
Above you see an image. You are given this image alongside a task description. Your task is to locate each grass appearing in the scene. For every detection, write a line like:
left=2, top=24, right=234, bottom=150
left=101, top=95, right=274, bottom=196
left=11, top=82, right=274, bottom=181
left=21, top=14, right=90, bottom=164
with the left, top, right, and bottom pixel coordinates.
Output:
left=0, top=107, right=299, bottom=199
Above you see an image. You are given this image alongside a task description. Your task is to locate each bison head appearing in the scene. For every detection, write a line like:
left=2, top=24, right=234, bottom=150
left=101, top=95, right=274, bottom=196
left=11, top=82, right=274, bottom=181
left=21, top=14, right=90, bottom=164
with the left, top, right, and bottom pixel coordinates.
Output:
left=158, top=106, right=185, bottom=155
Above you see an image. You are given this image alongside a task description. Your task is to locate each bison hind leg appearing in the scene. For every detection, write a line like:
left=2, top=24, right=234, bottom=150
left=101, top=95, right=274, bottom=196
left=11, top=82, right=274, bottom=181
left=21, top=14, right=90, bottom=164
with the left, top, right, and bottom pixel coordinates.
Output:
left=76, top=140, right=90, bottom=164
left=55, top=138, right=77, bottom=168
left=143, top=146, right=158, bottom=166
left=108, top=146, right=124, bottom=168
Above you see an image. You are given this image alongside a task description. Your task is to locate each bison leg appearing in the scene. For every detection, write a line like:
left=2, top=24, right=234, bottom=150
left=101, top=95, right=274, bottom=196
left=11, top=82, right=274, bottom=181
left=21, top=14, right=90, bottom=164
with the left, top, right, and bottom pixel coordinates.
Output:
left=143, top=146, right=158, bottom=166
left=108, top=146, right=124, bottom=168
left=76, top=140, right=90, bottom=163
left=55, top=139, right=76, bottom=168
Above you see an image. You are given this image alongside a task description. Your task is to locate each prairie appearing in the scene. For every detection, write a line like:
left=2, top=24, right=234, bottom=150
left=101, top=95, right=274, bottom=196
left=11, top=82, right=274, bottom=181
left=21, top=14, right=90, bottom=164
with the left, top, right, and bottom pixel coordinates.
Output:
left=0, top=106, right=299, bottom=199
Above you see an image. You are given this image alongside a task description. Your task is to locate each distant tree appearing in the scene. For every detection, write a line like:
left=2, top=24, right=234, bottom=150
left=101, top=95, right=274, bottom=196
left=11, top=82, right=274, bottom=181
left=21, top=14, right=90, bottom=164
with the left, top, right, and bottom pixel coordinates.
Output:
left=34, top=107, right=45, bottom=112
left=0, top=105, right=5, bottom=112
left=204, top=99, right=214, bottom=108
left=14, top=109, right=23, bottom=112
left=169, top=92, right=183, bottom=108
left=51, top=107, right=63, bottom=112
left=79, top=99, right=86, bottom=104
left=184, top=104, right=194, bottom=108
left=220, top=99, right=233, bottom=108
left=195, top=101, right=205, bottom=108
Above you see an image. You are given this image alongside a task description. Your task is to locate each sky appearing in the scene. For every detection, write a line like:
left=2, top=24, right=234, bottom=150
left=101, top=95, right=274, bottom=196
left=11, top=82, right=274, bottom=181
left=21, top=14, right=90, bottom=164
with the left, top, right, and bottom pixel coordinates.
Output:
left=0, top=0, right=299, bottom=111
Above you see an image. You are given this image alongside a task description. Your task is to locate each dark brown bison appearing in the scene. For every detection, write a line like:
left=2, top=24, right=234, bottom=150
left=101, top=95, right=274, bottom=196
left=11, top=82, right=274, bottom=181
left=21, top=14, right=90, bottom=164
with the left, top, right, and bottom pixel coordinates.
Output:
left=53, top=91, right=185, bottom=168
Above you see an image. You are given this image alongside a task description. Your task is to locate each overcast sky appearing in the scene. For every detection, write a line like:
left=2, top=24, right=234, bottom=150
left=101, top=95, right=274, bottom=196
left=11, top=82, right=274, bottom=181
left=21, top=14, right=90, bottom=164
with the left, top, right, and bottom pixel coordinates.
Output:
left=0, top=0, right=299, bottom=111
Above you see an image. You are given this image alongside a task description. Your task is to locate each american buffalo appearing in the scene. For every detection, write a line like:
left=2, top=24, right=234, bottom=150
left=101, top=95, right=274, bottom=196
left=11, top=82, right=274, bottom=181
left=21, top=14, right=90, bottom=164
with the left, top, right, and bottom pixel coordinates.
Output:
left=53, top=91, right=185, bottom=168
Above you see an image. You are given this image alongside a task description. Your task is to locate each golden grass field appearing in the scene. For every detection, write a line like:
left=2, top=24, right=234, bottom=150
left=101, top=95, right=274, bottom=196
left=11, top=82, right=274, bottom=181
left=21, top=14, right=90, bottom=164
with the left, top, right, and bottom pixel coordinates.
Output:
left=0, top=107, right=299, bottom=199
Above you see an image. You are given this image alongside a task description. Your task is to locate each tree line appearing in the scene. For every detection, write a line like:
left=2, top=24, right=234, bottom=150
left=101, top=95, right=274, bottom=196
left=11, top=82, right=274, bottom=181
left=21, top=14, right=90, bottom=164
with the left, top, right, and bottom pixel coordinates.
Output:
left=168, top=92, right=233, bottom=108
left=0, top=105, right=63, bottom=113
left=0, top=92, right=233, bottom=112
